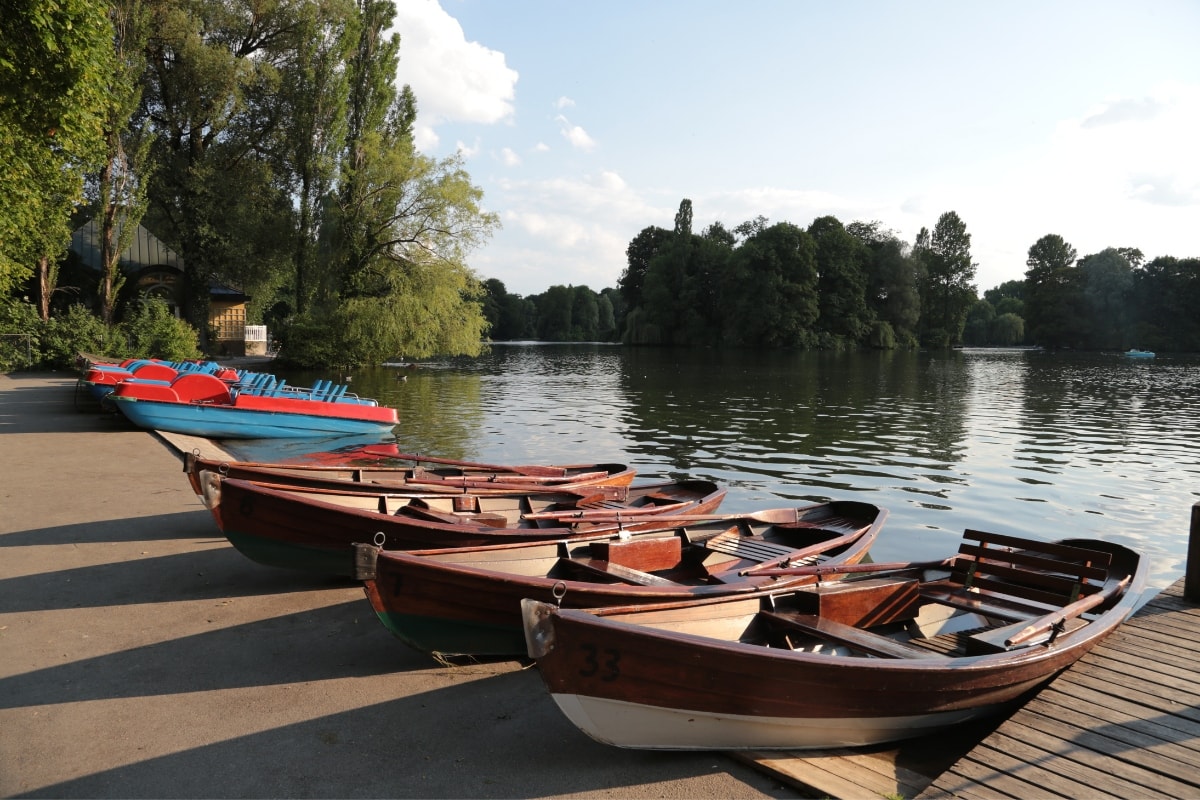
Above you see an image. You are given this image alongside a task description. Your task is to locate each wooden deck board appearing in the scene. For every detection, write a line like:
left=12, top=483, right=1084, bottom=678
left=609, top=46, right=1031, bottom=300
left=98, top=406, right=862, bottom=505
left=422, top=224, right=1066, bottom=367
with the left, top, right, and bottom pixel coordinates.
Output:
left=917, top=577, right=1200, bottom=800
left=736, top=577, right=1200, bottom=799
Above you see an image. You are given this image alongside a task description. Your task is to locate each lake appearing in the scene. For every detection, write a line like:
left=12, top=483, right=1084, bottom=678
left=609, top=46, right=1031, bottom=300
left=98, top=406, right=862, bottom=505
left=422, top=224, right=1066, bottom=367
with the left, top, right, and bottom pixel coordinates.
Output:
left=230, top=345, right=1200, bottom=593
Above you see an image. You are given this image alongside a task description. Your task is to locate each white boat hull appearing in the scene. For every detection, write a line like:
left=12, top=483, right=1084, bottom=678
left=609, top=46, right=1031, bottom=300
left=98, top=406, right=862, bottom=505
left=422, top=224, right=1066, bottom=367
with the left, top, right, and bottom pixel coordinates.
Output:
left=549, top=692, right=1000, bottom=751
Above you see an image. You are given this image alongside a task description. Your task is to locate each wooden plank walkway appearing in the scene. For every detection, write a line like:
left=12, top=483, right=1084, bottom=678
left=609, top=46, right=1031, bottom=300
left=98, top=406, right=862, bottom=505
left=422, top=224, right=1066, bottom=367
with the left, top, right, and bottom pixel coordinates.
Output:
left=735, top=576, right=1200, bottom=799
left=921, top=576, right=1200, bottom=799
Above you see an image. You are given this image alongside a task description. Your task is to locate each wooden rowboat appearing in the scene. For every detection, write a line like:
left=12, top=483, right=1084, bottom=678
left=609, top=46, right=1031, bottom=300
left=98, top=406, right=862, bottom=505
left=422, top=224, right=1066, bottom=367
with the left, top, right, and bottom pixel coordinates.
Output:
left=200, top=472, right=726, bottom=576
left=182, top=450, right=637, bottom=500
left=520, top=530, right=1145, bottom=750
left=358, top=500, right=887, bottom=660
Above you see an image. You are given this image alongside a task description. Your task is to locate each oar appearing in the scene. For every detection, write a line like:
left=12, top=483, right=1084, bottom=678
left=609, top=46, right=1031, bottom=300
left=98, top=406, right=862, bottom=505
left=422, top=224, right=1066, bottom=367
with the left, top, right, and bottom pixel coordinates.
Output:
left=359, top=448, right=576, bottom=478
left=524, top=505, right=826, bottom=526
left=401, top=476, right=625, bottom=495
left=521, top=503, right=692, bottom=521
left=748, top=557, right=956, bottom=578
left=1004, top=574, right=1132, bottom=647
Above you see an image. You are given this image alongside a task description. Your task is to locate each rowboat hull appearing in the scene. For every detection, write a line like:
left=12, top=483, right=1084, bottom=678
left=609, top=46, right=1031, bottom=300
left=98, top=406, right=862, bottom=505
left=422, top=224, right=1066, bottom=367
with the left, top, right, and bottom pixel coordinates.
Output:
left=362, top=501, right=887, bottom=659
left=183, top=451, right=636, bottom=499
left=113, top=396, right=397, bottom=438
left=522, top=538, right=1145, bottom=750
left=205, top=474, right=727, bottom=577
left=547, top=694, right=995, bottom=751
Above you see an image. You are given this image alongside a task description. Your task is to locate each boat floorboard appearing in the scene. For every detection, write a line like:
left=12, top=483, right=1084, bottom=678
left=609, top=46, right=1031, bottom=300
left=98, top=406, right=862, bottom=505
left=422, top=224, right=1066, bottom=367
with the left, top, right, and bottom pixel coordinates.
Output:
left=733, top=577, right=1200, bottom=800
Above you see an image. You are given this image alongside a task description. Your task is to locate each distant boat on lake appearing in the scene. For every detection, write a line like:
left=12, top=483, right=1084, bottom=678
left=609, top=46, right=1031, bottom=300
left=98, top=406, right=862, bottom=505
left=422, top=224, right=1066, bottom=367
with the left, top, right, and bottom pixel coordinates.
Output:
left=1124, top=349, right=1155, bottom=359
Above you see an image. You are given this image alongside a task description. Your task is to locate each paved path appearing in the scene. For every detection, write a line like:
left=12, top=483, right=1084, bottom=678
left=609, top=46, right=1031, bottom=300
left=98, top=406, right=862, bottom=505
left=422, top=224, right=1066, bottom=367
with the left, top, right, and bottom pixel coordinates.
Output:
left=0, top=372, right=792, bottom=799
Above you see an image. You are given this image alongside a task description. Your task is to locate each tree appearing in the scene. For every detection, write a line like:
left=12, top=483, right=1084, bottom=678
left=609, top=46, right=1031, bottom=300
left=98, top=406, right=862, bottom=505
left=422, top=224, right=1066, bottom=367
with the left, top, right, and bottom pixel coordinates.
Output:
left=1023, top=234, right=1085, bottom=348
left=847, top=220, right=921, bottom=348
left=723, top=222, right=819, bottom=347
left=0, top=0, right=112, bottom=305
left=638, top=200, right=695, bottom=344
left=141, top=0, right=299, bottom=341
left=303, top=0, right=497, bottom=364
left=619, top=225, right=669, bottom=310
left=278, top=0, right=354, bottom=315
left=1078, top=248, right=1134, bottom=350
left=1132, top=256, right=1200, bottom=352
left=809, top=215, right=872, bottom=345
left=915, top=211, right=977, bottom=347
left=93, top=0, right=153, bottom=326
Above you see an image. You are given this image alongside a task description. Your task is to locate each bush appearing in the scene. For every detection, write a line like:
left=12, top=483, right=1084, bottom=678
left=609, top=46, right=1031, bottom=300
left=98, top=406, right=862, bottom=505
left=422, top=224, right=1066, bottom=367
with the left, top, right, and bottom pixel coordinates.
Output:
left=0, top=298, right=40, bottom=372
left=118, top=298, right=202, bottom=361
left=39, top=304, right=115, bottom=368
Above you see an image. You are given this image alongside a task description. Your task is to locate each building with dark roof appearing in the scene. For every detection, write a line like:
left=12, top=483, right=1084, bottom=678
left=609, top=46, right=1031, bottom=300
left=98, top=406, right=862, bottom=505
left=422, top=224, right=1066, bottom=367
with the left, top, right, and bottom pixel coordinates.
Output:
left=69, top=219, right=257, bottom=355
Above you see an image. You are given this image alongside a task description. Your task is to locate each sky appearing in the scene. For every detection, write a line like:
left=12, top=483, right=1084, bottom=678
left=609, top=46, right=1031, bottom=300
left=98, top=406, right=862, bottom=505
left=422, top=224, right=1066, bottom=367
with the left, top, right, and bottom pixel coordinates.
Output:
left=390, top=0, right=1200, bottom=298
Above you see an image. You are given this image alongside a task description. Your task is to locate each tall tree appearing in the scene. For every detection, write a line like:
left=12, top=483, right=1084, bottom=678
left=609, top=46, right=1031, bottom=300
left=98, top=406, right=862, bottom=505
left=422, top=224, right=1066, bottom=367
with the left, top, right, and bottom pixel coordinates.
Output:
left=307, top=0, right=497, bottom=364
left=0, top=0, right=112, bottom=306
left=278, top=0, right=354, bottom=315
left=723, top=221, right=819, bottom=347
left=1023, top=234, right=1084, bottom=348
left=93, top=0, right=153, bottom=326
left=141, top=0, right=297, bottom=341
left=1079, top=248, right=1134, bottom=350
left=847, top=220, right=921, bottom=348
left=808, top=215, right=872, bottom=344
left=619, top=225, right=669, bottom=310
left=916, top=211, right=977, bottom=347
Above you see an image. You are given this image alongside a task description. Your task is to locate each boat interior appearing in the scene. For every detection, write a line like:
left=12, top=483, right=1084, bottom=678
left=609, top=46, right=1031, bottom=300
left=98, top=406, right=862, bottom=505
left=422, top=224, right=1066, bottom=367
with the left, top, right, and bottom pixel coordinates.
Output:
left=597, top=531, right=1124, bottom=657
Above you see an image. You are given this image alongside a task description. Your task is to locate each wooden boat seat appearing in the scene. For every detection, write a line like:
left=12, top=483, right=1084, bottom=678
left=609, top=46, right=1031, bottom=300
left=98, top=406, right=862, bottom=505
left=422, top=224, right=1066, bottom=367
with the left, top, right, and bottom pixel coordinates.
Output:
left=699, top=528, right=821, bottom=582
left=701, top=529, right=802, bottom=564
left=920, top=530, right=1112, bottom=623
left=562, top=558, right=684, bottom=587
left=966, top=616, right=1090, bottom=655
left=759, top=611, right=944, bottom=659
left=394, top=501, right=509, bottom=528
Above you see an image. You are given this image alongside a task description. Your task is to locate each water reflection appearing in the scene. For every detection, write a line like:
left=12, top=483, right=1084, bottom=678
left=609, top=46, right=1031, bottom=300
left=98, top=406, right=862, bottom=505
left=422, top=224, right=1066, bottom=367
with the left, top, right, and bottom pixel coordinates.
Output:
left=262, top=346, right=1199, bottom=590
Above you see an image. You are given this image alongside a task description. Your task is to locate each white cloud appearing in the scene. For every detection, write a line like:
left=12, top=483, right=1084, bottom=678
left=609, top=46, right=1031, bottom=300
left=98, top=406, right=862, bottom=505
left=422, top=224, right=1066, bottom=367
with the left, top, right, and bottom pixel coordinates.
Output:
left=555, top=97, right=575, bottom=110
left=390, top=0, right=518, bottom=152
left=500, top=147, right=521, bottom=167
left=556, top=115, right=596, bottom=151
left=455, top=138, right=481, bottom=158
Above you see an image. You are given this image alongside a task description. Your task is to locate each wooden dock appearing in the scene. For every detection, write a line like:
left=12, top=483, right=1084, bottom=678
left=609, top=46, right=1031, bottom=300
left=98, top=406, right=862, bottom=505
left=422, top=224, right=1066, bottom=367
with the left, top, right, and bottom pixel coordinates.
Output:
left=737, top=503, right=1200, bottom=799
left=920, top=575, right=1200, bottom=799
left=736, top=575, right=1200, bottom=800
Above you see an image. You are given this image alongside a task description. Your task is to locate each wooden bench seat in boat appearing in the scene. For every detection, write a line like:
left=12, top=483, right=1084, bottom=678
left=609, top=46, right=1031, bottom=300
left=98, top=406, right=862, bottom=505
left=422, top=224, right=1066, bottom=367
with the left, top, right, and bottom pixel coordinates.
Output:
left=759, top=611, right=944, bottom=659
left=697, top=528, right=820, bottom=579
left=790, top=577, right=922, bottom=627
left=561, top=558, right=684, bottom=587
left=965, top=615, right=1090, bottom=655
left=391, top=499, right=509, bottom=528
left=919, top=530, right=1112, bottom=624
left=555, top=536, right=686, bottom=587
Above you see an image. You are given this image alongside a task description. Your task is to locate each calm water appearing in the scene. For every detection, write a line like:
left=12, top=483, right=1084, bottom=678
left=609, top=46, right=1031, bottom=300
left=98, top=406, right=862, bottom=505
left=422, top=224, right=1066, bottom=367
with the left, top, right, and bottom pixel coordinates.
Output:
left=233, top=345, right=1200, bottom=592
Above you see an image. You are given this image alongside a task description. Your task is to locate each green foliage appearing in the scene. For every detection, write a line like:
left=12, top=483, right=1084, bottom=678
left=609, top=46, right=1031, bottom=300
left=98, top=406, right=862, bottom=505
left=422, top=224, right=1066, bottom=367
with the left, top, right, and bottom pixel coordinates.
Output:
left=119, top=298, right=201, bottom=361
left=0, top=298, right=41, bottom=371
left=916, top=211, right=978, bottom=348
left=0, top=0, right=113, bottom=301
left=810, top=215, right=873, bottom=341
left=37, top=303, right=113, bottom=368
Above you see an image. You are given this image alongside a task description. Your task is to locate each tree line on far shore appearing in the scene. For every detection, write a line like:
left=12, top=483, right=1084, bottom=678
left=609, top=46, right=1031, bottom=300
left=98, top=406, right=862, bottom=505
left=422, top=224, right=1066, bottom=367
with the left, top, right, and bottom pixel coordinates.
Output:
left=3, top=1, right=1196, bottom=373
left=483, top=199, right=1200, bottom=354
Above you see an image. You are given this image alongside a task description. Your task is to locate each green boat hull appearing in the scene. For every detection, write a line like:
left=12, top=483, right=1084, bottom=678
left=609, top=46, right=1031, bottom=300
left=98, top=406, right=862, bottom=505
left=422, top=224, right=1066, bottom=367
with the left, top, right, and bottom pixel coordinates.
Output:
left=225, top=529, right=354, bottom=576
left=374, top=610, right=527, bottom=658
